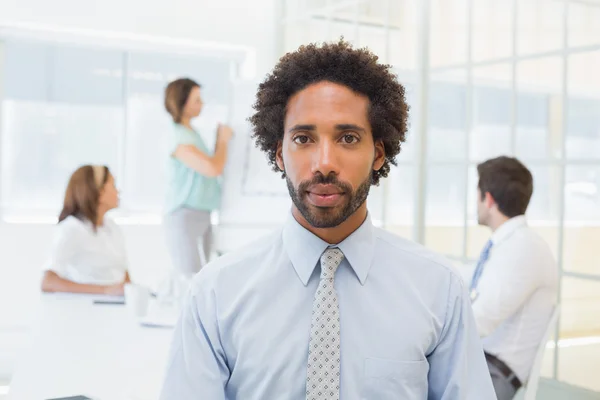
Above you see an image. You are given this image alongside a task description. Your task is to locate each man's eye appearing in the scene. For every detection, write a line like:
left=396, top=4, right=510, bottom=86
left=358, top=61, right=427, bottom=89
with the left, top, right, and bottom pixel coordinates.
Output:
left=293, top=135, right=310, bottom=144
left=342, top=134, right=358, bottom=144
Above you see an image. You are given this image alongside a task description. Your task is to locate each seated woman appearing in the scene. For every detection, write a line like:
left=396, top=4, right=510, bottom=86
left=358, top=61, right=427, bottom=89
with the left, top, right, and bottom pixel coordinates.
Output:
left=41, top=165, right=130, bottom=295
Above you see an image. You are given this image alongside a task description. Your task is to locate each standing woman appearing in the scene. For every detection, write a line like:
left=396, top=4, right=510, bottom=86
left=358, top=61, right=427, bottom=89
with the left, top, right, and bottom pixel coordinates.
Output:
left=163, top=78, right=233, bottom=277
left=41, top=165, right=130, bottom=295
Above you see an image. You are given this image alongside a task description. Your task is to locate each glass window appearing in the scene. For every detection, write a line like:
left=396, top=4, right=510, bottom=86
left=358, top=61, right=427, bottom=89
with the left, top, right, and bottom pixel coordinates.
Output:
left=471, top=64, right=513, bottom=161
left=563, top=165, right=600, bottom=276
left=51, top=45, right=124, bottom=105
left=517, top=0, right=563, bottom=55
left=566, top=51, right=600, bottom=160
left=3, top=40, right=49, bottom=102
left=425, top=165, right=466, bottom=257
left=527, top=165, right=561, bottom=259
left=359, top=27, right=387, bottom=66
left=472, top=0, right=513, bottom=62
left=427, top=71, right=467, bottom=161
left=516, top=57, right=562, bottom=160
left=430, top=0, right=468, bottom=68
left=1, top=41, right=123, bottom=215
left=388, top=2, right=418, bottom=70
left=568, top=2, right=600, bottom=48
left=384, top=165, right=414, bottom=239
left=558, top=277, right=600, bottom=392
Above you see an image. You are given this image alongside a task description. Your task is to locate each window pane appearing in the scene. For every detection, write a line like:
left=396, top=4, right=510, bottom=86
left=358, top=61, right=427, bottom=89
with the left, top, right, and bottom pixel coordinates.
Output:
left=516, top=91, right=550, bottom=158
left=1, top=101, right=122, bottom=214
left=367, top=178, right=385, bottom=225
left=3, top=40, right=49, bottom=101
left=425, top=165, right=466, bottom=257
left=127, top=52, right=231, bottom=103
left=51, top=46, right=124, bottom=105
left=558, top=277, right=600, bottom=392
left=540, top=317, right=557, bottom=381
left=528, top=165, right=561, bottom=259
left=355, top=0, right=389, bottom=61
left=568, top=2, right=600, bottom=48
left=566, top=51, right=600, bottom=159
left=1, top=41, right=123, bottom=215
left=388, top=0, right=418, bottom=70
left=563, top=166, right=600, bottom=276
left=428, top=71, right=467, bottom=161
left=283, top=22, right=309, bottom=53
left=430, top=0, right=468, bottom=68
left=472, top=0, right=513, bottom=62
left=384, top=165, right=414, bottom=239
left=565, top=166, right=600, bottom=223
left=517, top=0, right=563, bottom=55
left=516, top=58, right=562, bottom=160
left=471, top=64, right=512, bottom=161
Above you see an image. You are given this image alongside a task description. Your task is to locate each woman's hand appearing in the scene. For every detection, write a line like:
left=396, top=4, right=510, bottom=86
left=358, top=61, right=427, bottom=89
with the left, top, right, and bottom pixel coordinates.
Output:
left=217, top=124, right=234, bottom=143
left=104, top=282, right=126, bottom=296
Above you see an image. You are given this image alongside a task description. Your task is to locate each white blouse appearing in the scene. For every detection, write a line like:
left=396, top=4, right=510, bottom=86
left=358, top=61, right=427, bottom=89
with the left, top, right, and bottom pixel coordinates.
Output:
left=44, top=215, right=128, bottom=285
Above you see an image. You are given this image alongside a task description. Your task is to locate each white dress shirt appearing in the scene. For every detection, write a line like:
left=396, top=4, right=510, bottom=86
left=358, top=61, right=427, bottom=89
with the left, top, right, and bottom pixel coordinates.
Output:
left=160, top=212, right=496, bottom=399
left=472, top=215, right=559, bottom=382
left=44, top=215, right=128, bottom=285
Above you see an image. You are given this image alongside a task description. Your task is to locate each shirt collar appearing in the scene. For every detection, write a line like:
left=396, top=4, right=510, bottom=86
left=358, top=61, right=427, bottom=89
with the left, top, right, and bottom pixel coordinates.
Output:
left=491, top=215, right=527, bottom=246
left=282, top=211, right=376, bottom=286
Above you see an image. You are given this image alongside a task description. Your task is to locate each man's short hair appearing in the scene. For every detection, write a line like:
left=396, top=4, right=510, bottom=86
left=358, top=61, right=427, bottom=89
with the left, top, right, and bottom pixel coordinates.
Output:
left=477, top=156, right=533, bottom=218
left=248, top=39, right=409, bottom=186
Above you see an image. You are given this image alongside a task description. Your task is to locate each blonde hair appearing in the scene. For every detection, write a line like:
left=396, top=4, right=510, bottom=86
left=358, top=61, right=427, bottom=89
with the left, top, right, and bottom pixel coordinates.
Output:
left=91, top=165, right=106, bottom=189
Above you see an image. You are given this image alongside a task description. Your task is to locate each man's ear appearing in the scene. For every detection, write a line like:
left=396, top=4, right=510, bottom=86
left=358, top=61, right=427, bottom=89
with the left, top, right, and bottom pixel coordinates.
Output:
left=484, top=192, right=496, bottom=208
left=373, top=140, right=385, bottom=171
left=276, top=141, right=284, bottom=171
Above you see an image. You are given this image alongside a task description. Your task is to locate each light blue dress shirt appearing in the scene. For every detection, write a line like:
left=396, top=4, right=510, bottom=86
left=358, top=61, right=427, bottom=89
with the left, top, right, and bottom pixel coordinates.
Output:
left=160, top=212, right=496, bottom=399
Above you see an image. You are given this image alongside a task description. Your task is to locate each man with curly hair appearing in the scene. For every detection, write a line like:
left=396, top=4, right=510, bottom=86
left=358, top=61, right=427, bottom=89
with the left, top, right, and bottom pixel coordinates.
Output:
left=160, top=40, right=495, bottom=400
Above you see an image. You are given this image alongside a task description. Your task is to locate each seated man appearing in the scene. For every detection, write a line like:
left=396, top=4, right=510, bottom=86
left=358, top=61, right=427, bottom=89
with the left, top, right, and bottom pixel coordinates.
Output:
left=471, top=156, right=559, bottom=400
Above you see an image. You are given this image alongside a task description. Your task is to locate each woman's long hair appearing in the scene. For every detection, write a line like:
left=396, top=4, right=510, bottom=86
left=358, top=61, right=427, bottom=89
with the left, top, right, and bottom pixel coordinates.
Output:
left=58, top=165, right=110, bottom=228
left=164, top=78, right=200, bottom=123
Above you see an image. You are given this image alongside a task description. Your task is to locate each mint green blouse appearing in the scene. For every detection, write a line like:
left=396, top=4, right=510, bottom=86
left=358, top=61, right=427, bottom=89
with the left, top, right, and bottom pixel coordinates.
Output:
left=165, top=123, right=220, bottom=213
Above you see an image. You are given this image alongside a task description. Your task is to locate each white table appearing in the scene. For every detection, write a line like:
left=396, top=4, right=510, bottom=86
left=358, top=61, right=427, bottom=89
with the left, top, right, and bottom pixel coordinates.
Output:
left=7, top=294, right=177, bottom=400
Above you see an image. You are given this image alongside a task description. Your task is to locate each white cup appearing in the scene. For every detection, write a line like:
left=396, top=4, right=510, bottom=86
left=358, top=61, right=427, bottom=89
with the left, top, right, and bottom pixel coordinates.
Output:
left=124, top=283, right=150, bottom=318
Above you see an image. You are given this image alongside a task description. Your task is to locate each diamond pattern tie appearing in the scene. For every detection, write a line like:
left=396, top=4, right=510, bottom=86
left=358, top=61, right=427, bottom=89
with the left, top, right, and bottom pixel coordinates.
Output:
left=306, top=247, right=344, bottom=400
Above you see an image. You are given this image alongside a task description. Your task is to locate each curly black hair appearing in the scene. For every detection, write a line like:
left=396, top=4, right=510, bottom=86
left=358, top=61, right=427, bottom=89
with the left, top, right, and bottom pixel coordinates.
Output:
left=249, top=39, right=409, bottom=186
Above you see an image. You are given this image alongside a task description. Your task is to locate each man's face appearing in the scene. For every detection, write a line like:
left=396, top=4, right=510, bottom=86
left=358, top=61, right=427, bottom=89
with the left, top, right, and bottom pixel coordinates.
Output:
left=277, top=81, right=385, bottom=228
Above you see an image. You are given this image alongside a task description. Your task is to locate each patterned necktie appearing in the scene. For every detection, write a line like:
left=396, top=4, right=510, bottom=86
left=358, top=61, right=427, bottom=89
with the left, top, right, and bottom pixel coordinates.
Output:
left=306, top=247, right=344, bottom=400
left=469, top=240, right=493, bottom=301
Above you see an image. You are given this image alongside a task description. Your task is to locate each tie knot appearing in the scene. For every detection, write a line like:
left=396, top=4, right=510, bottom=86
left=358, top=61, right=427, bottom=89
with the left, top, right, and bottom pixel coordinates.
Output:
left=320, top=247, right=344, bottom=280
